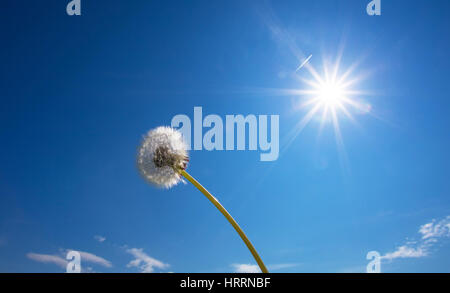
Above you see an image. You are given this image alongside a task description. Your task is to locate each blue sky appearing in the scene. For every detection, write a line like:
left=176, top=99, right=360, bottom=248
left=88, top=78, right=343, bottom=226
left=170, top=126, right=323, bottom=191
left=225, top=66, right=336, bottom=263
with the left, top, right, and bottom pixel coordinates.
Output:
left=1, top=0, right=449, bottom=273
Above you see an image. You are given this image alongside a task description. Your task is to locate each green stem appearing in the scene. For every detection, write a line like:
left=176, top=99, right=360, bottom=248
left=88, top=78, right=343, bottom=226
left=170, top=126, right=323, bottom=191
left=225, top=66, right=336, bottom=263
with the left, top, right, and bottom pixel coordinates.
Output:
left=180, top=170, right=269, bottom=273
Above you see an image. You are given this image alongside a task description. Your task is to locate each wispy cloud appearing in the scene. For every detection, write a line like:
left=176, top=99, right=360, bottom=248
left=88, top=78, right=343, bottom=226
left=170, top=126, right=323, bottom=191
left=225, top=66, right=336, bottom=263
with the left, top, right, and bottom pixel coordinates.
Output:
left=76, top=250, right=112, bottom=268
left=27, top=253, right=68, bottom=268
left=382, top=215, right=450, bottom=261
left=231, top=264, right=261, bottom=273
left=382, top=245, right=427, bottom=260
left=94, top=235, right=106, bottom=243
left=419, top=216, right=450, bottom=240
left=27, top=250, right=112, bottom=270
left=126, top=248, right=169, bottom=273
left=231, top=263, right=300, bottom=273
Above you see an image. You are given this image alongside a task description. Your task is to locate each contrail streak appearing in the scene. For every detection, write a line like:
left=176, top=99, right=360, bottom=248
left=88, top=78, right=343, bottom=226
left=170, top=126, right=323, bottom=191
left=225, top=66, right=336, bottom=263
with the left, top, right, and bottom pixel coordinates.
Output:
left=295, top=54, right=312, bottom=72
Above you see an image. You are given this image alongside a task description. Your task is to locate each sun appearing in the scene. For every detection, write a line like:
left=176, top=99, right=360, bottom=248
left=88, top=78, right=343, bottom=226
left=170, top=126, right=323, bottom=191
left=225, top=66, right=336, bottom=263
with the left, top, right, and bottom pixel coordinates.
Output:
left=283, top=55, right=373, bottom=169
left=297, top=62, right=362, bottom=122
left=292, top=56, right=370, bottom=133
left=317, top=81, right=345, bottom=107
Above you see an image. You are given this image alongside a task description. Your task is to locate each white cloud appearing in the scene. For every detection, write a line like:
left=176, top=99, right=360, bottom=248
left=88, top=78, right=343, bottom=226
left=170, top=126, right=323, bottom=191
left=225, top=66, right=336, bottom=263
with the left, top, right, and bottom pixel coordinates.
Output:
left=94, top=235, right=106, bottom=243
left=27, top=250, right=112, bottom=270
left=231, top=263, right=300, bottom=273
left=76, top=250, right=112, bottom=268
left=126, top=248, right=169, bottom=273
left=381, top=245, right=427, bottom=260
left=27, top=253, right=68, bottom=268
left=419, top=216, right=450, bottom=240
left=382, top=215, right=450, bottom=261
left=232, top=264, right=261, bottom=273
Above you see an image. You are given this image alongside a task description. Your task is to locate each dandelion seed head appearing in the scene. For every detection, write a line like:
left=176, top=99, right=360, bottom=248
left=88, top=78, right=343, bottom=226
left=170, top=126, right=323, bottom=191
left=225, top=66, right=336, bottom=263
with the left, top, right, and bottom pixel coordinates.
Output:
left=137, top=126, right=189, bottom=188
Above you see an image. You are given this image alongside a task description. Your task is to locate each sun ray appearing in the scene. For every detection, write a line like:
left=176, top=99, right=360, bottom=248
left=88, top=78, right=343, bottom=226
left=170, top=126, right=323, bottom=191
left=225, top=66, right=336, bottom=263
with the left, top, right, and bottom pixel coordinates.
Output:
left=317, top=104, right=330, bottom=138
left=282, top=103, right=322, bottom=152
left=304, top=63, right=325, bottom=85
left=336, top=101, right=356, bottom=124
left=332, top=52, right=343, bottom=83
left=331, top=107, right=351, bottom=175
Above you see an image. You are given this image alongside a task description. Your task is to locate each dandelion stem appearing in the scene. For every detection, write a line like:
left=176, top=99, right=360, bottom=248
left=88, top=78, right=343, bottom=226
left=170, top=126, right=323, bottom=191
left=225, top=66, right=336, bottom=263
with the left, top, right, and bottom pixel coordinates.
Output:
left=180, top=170, right=269, bottom=273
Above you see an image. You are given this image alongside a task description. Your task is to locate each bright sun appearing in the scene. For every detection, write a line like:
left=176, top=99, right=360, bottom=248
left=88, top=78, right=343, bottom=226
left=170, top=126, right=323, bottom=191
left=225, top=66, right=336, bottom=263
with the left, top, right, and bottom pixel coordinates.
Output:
left=317, top=81, right=345, bottom=106
left=284, top=55, right=373, bottom=159
left=293, top=56, right=370, bottom=130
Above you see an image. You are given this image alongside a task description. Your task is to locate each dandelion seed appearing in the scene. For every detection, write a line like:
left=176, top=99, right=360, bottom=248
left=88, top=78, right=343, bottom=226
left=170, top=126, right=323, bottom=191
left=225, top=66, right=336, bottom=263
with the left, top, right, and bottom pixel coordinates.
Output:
left=137, top=126, right=189, bottom=188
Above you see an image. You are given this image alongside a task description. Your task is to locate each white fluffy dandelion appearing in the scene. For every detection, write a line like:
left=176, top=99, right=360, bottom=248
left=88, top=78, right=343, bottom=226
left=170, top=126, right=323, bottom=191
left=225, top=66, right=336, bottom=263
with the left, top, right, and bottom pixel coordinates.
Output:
left=137, top=126, right=189, bottom=188
left=137, top=126, right=269, bottom=273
